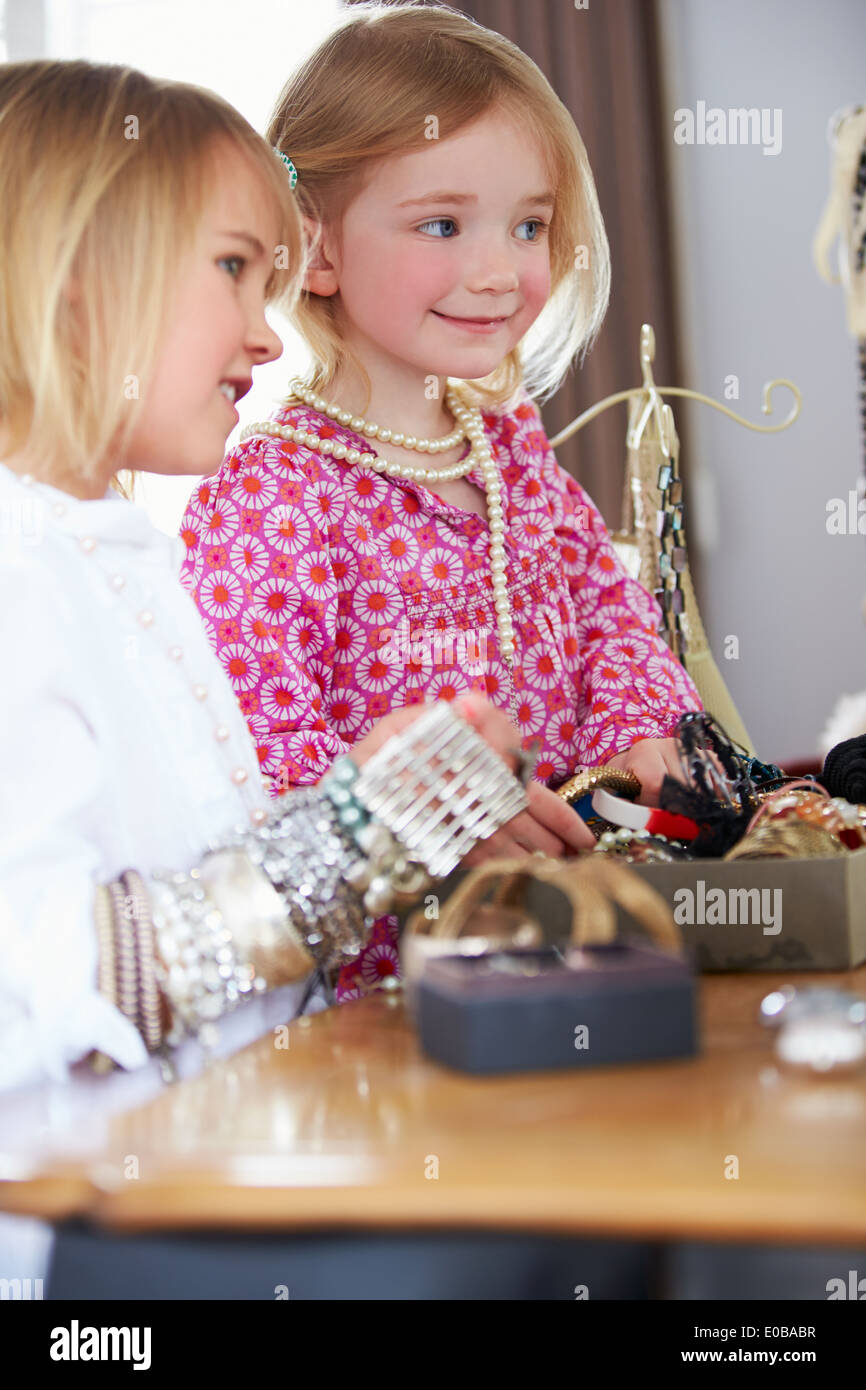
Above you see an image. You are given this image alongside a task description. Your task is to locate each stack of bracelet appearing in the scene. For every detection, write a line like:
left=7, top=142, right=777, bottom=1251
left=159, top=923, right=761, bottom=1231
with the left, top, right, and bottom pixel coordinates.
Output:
left=90, top=871, right=165, bottom=1073
left=89, top=705, right=530, bottom=1076
left=147, top=785, right=370, bottom=1060
left=89, top=787, right=369, bottom=1075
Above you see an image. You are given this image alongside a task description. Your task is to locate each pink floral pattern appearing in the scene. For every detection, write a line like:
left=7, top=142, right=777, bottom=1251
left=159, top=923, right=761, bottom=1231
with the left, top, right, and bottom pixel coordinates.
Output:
left=179, top=387, right=702, bottom=999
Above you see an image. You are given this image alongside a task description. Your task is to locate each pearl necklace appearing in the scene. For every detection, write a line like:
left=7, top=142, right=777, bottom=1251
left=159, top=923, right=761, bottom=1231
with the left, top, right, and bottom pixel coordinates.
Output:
left=256, top=380, right=482, bottom=483
left=241, top=383, right=516, bottom=669
left=17, top=473, right=271, bottom=830
left=286, top=377, right=466, bottom=455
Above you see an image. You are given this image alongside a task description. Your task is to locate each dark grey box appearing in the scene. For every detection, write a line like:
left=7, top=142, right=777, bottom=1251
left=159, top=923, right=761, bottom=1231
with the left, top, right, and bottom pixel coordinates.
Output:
left=416, top=943, right=697, bottom=1076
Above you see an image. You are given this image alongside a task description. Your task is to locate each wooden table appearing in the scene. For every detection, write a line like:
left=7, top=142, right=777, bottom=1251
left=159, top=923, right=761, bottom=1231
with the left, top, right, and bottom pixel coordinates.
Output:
left=1, top=966, right=865, bottom=1254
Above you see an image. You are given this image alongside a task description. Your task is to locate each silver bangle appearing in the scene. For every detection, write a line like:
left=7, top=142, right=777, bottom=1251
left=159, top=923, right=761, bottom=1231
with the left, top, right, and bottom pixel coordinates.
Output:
left=148, top=868, right=261, bottom=1049
left=329, top=702, right=530, bottom=881
left=224, top=787, right=369, bottom=973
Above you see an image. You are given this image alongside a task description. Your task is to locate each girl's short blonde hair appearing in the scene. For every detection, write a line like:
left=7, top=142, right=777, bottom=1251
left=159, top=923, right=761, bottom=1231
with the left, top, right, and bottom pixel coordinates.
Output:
left=0, top=60, right=303, bottom=492
left=267, top=0, right=610, bottom=412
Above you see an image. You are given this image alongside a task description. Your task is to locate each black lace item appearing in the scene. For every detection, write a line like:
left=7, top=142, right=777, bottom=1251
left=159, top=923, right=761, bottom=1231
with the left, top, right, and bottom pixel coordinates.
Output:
left=657, top=712, right=791, bottom=858
left=656, top=774, right=751, bottom=858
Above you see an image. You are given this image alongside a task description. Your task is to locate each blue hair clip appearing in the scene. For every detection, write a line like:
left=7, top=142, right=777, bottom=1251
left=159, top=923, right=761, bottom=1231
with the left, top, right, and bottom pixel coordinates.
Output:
left=273, top=148, right=298, bottom=190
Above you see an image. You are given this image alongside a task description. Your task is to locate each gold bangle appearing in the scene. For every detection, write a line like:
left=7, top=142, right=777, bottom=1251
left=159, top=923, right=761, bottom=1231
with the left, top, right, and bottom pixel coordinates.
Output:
left=555, top=765, right=642, bottom=806
left=725, top=821, right=847, bottom=861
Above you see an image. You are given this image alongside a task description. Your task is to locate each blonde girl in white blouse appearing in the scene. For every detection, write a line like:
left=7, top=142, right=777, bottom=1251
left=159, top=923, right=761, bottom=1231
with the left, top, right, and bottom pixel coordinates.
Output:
left=0, top=60, right=590, bottom=1093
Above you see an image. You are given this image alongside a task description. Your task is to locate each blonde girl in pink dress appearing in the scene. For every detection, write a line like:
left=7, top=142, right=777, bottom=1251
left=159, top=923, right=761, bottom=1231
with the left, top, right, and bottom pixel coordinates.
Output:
left=179, top=3, right=702, bottom=998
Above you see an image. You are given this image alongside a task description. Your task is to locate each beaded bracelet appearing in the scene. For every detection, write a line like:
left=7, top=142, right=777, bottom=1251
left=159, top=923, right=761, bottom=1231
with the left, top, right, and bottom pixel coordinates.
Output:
left=106, top=877, right=138, bottom=1030
left=123, top=869, right=164, bottom=1054
left=356, top=702, right=530, bottom=878
left=89, top=877, right=164, bottom=1073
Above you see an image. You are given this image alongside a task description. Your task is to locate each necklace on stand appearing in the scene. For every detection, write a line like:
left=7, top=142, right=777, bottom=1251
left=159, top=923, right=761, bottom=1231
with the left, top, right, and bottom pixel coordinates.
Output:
left=240, top=380, right=521, bottom=723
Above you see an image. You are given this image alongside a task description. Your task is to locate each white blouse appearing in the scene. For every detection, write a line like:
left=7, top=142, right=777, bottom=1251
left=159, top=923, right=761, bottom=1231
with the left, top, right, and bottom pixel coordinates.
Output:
left=0, top=463, right=316, bottom=1090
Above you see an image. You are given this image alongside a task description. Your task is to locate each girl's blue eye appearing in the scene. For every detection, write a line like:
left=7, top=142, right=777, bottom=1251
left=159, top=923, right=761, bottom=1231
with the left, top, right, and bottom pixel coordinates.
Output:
left=419, top=215, right=553, bottom=240
left=516, top=219, right=549, bottom=242
left=417, top=217, right=457, bottom=238
left=218, top=254, right=246, bottom=279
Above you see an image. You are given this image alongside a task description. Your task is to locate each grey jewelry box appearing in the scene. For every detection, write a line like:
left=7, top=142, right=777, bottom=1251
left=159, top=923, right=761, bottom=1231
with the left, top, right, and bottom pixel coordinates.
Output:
left=415, top=942, right=697, bottom=1076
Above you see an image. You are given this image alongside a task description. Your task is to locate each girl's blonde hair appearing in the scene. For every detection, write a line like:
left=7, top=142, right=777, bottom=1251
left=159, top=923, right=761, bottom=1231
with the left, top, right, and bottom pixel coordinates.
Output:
left=267, top=0, right=610, bottom=412
left=0, top=60, right=303, bottom=493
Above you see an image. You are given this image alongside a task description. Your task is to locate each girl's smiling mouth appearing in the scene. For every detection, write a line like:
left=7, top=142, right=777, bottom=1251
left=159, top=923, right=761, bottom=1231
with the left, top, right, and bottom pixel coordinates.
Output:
left=432, top=310, right=513, bottom=332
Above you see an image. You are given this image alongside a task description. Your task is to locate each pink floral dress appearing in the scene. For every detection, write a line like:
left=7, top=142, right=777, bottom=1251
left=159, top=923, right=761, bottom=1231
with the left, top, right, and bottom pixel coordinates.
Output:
left=179, top=386, right=702, bottom=998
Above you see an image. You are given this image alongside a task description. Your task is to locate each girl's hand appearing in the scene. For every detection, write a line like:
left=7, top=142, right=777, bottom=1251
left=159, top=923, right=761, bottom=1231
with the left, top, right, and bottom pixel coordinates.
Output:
left=351, top=695, right=594, bottom=860
left=460, top=780, right=594, bottom=865
left=604, top=737, right=684, bottom=807
left=605, top=734, right=736, bottom=807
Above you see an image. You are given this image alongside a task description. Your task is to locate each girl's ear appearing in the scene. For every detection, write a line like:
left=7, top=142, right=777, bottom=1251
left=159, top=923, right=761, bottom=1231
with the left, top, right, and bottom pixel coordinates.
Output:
left=302, top=215, right=339, bottom=297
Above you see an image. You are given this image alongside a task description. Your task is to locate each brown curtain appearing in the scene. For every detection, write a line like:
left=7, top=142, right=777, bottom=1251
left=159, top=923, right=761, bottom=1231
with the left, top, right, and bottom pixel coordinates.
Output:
left=343, top=0, right=684, bottom=529
left=456, top=0, right=683, bottom=524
